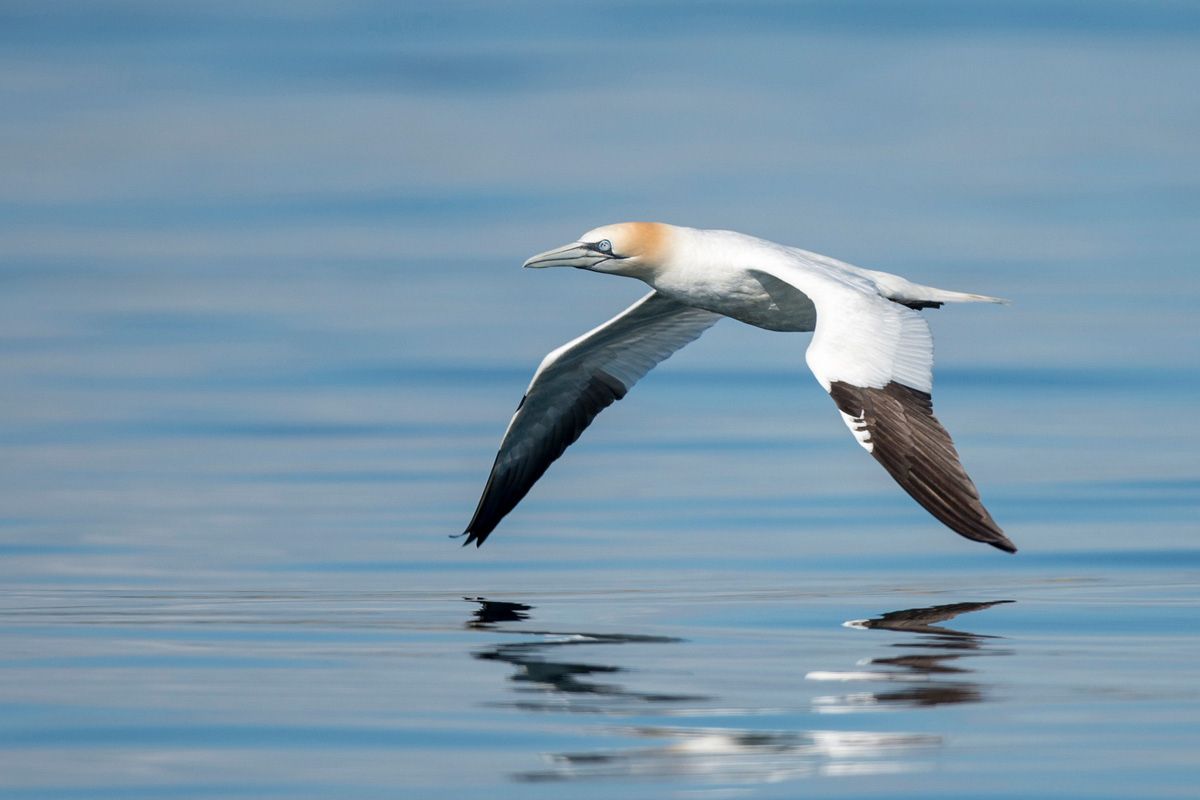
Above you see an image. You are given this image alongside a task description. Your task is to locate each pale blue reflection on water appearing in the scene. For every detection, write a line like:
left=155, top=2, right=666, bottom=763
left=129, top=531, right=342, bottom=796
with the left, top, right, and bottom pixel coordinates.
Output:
left=1, top=1, right=1199, bottom=798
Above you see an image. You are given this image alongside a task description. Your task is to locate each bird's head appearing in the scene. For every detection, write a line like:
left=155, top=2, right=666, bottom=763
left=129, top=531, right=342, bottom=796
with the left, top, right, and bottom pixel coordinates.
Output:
left=522, top=222, right=672, bottom=279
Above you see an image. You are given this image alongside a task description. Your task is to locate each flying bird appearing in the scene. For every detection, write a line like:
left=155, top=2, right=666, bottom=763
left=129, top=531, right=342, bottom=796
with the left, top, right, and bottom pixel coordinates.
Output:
left=462, top=223, right=1015, bottom=553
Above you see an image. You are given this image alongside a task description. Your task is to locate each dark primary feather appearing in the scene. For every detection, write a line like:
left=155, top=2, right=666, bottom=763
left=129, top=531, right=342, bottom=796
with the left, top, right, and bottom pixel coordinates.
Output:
left=463, top=371, right=626, bottom=547
left=462, top=292, right=721, bottom=546
left=828, top=381, right=1016, bottom=553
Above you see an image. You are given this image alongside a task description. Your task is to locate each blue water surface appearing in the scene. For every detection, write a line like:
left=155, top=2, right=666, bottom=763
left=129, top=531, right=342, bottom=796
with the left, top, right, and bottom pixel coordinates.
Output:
left=1, top=2, right=1198, bottom=798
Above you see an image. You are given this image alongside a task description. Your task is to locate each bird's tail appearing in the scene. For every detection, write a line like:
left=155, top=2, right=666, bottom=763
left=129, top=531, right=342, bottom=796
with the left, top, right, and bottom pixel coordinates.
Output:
left=873, top=275, right=1008, bottom=309
left=850, top=265, right=1008, bottom=308
left=919, top=287, right=1009, bottom=305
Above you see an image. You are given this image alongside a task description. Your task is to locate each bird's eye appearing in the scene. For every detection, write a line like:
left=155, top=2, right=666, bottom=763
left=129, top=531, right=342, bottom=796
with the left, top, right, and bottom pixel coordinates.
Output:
left=596, top=239, right=612, bottom=253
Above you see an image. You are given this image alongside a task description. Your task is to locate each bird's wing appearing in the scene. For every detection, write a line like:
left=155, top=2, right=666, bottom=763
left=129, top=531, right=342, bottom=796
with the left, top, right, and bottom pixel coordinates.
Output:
left=463, top=291, right=722, bottom=546
left=749, top=266, right=1015, bottom=553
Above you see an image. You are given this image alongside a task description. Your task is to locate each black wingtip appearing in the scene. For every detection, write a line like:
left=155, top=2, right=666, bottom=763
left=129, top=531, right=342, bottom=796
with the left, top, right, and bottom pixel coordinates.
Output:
left=459, top=529, right=488, bottom=548
left=828, top=380, right=1018, bottom=556
left=990, top=537, right=1018, bottom=554
left=969, top=517, right=1017, bottom=554
left=451, top=529, right=483, bottom=548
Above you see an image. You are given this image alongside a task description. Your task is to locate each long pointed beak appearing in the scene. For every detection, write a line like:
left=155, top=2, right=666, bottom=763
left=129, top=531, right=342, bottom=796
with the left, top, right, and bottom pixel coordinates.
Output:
left=523, top=242, right=608, bottom=269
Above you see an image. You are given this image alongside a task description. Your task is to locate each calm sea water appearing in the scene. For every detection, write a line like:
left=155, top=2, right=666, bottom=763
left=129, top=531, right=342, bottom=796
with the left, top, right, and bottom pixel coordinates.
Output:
left=2, top=2, right=1198, bottom=798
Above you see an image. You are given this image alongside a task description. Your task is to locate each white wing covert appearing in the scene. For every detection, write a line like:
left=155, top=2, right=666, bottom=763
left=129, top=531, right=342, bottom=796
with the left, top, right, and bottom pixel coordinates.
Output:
left=753, top=265, right=1015, bottom=553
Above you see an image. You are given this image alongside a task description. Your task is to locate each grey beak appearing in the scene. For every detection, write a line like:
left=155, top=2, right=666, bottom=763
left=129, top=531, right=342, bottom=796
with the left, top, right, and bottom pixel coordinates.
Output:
left=523, top=242, right=608, bottom=269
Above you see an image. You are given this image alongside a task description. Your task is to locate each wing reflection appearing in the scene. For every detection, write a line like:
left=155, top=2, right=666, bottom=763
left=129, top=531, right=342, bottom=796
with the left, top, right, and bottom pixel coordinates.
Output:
left=465, top=597, right=532, bottom=628
left=809, top=600, right=1014, bottom=712
left=466, top=596, right=1012, bottom=785
left=844, top=599, right=1014, bottom=637
left=468, top=599, right=703, bottom=709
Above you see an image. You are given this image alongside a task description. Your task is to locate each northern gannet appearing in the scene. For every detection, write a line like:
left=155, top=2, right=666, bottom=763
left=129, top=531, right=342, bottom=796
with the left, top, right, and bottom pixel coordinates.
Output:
left=462, top=223, right=1015, bottom=553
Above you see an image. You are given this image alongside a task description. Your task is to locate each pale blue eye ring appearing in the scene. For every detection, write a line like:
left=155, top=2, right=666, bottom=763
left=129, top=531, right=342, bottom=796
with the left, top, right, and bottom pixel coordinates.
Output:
left=596, top=239, right=612, bottom=253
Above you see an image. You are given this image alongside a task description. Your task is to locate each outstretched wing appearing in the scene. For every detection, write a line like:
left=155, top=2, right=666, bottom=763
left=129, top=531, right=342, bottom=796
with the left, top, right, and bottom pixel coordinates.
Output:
left=823, top=378, right=1014, bottom=552
left=463, top=291, right=722, bottom=546
left=752, top=266, right=1015, bottom=553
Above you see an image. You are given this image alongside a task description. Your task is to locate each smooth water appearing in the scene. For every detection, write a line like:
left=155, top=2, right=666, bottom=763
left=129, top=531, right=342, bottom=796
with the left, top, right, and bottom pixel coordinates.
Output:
left=2, top=2, right=1199, bottom=798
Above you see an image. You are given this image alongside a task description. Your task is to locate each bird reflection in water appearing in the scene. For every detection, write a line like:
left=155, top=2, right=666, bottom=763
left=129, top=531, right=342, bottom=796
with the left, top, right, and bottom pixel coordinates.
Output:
left=465, top=597, right=532, bottom=628
left=466, top=597, right=1012, bottom=784
left=808, top=600, right=1014, bottom=712
left=467, top=598, right=704, bottom=710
